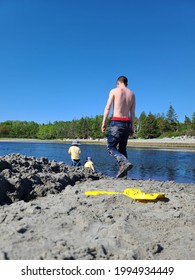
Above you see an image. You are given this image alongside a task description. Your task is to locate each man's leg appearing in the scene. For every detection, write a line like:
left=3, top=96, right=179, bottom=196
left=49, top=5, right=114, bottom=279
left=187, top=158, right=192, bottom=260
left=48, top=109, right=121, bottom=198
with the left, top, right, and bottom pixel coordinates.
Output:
left=118, top=137, right=128, bottom=158
left=107, top=124, right=128, bottom=165
left=118, top=129, right=133, bottom=178
left=107, top=122, right=133, bottom=178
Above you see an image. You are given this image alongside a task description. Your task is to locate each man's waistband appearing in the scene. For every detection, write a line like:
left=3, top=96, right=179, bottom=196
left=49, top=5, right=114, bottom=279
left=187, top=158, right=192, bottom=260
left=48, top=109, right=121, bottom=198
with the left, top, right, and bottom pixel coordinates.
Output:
left=111, top=117, right=131, bottom=122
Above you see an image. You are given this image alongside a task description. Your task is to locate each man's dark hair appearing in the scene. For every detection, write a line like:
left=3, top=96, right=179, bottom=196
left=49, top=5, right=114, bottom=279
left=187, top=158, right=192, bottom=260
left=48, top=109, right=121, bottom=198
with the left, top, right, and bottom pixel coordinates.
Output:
left=117, top=76, right=128, bottom=86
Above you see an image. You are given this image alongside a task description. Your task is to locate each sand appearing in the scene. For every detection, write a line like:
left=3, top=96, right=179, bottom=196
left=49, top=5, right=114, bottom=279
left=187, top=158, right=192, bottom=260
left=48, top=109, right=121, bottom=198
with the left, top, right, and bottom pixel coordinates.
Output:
left=0, top=154, right=195, bottom=260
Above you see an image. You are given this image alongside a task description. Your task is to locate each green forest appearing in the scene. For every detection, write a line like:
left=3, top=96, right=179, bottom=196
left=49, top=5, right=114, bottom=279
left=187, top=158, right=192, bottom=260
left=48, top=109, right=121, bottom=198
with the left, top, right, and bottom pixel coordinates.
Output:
left=0, top=105, right=195, bottom=140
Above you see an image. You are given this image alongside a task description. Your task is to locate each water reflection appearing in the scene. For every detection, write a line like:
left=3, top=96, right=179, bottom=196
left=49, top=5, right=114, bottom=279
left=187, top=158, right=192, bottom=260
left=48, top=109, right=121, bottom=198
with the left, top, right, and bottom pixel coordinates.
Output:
left=166, top=167, right=176, bottom=181
left=127, top=147, right=195, bottom=183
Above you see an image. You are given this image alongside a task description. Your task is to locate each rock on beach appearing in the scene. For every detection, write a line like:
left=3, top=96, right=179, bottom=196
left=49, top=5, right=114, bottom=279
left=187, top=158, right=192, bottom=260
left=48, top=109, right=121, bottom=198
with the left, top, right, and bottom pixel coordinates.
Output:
left=0, top=154, right=195, bottom=260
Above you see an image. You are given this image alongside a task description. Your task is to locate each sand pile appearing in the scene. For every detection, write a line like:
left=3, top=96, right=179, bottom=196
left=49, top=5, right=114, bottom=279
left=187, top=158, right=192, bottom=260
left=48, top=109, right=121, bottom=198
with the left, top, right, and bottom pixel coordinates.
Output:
left=0, top=153, right=106, bottom=205
left=0, top=154, right=195, bottom=260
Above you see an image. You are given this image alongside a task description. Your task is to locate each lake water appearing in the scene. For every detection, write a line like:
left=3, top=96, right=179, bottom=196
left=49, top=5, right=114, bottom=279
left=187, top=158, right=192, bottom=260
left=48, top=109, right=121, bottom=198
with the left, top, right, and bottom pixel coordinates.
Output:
left=0, top=142, right=195, bottom=183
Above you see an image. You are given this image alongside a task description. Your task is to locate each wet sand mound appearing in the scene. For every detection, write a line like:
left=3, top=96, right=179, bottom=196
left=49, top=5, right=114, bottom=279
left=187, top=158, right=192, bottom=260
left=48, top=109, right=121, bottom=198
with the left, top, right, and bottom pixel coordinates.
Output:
left=0, top=154, right=106, bottom=205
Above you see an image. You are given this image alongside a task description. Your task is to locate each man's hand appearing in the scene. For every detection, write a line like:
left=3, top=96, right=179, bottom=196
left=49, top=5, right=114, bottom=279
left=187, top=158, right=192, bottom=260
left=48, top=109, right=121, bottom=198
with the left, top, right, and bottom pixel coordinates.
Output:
left=101, top=123, right=107, bottom=133
left=129, top=126, right=134, bottom=136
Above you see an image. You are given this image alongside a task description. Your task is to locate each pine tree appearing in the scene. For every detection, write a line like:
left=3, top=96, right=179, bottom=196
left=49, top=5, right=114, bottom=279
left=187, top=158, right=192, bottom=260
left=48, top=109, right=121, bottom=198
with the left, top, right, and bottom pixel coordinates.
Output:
left=139, top=113, right=161, bottom=139
left=191, top=112, right=195, bottom=130
left=184, top=115, right=191, bottom=130
left=166, top=105, right=179, bottom=132
left=137, top=111, right=147, bottom=137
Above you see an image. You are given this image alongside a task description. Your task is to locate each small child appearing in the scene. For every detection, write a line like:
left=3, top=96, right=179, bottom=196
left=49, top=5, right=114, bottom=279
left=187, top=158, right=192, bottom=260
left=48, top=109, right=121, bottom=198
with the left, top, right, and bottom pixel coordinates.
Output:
left=84, top=157, right=95, bottom=172
left=68, top=140, right=81, bottom=166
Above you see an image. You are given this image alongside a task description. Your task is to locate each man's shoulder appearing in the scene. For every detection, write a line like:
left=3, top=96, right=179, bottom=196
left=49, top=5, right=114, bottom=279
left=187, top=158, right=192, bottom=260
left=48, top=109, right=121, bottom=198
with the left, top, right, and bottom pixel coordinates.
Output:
left=126, top=88, right=134, bottom=96
left=110, top=87, right=119, bottom=95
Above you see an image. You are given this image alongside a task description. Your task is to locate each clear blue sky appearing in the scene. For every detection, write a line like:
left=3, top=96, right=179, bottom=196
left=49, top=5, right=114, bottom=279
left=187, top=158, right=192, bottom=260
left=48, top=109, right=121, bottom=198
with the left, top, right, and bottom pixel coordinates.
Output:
left=0, top=0, right=194, bottom=123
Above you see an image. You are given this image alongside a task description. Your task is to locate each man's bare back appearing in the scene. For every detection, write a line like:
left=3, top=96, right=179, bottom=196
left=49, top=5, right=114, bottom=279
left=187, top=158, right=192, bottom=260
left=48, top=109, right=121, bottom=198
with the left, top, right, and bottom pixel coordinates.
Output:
left=101, top=82, right=135, bottom=133
left=111, top=87, right=135, bottom=118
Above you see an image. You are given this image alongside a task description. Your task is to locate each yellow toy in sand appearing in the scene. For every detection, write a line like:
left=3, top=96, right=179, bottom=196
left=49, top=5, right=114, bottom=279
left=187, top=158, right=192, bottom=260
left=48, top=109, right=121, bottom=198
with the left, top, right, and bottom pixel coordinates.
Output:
left=85, top=188, right=165, bottom=201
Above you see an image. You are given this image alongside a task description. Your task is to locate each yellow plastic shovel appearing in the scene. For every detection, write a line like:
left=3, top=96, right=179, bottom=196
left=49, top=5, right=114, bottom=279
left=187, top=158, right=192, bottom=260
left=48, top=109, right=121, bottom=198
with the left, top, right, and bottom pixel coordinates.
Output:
left=85, top=188, right=165, bottom=201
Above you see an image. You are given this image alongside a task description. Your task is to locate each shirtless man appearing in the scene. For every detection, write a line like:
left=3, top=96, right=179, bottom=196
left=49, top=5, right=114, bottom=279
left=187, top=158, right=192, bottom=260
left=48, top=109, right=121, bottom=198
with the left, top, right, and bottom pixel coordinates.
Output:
left=101, top=76, right=135, bottom=178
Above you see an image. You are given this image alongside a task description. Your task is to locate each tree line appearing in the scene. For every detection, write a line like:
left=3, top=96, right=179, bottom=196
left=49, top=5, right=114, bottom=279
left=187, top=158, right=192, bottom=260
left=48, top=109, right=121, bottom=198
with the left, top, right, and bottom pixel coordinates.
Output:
left=0, top=106, right=195, bottom=140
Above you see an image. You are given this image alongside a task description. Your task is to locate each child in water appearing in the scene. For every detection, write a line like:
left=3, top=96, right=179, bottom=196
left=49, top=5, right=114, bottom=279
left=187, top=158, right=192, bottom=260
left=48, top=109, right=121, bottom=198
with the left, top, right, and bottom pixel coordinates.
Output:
left=68, top=140, right=81, bottom=166
left=84, top=157, right=95, bottom=172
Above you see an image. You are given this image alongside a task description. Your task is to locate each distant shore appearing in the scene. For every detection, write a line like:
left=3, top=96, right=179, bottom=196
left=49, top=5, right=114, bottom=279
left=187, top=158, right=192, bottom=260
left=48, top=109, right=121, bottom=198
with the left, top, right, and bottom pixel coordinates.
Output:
left=0, top=136, right=195, bottom=150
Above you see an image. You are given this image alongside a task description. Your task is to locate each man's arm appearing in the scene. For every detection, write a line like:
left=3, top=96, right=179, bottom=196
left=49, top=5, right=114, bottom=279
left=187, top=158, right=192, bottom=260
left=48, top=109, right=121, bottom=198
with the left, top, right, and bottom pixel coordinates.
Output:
left=130, top=94, right=136, bottom=133
left=101, top=90, right=114, bottom=133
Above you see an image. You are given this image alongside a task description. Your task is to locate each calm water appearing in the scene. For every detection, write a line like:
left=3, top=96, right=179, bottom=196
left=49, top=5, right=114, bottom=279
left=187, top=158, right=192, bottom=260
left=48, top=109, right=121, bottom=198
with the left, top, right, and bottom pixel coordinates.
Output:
left=0, top=142, right=195, bottom=183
